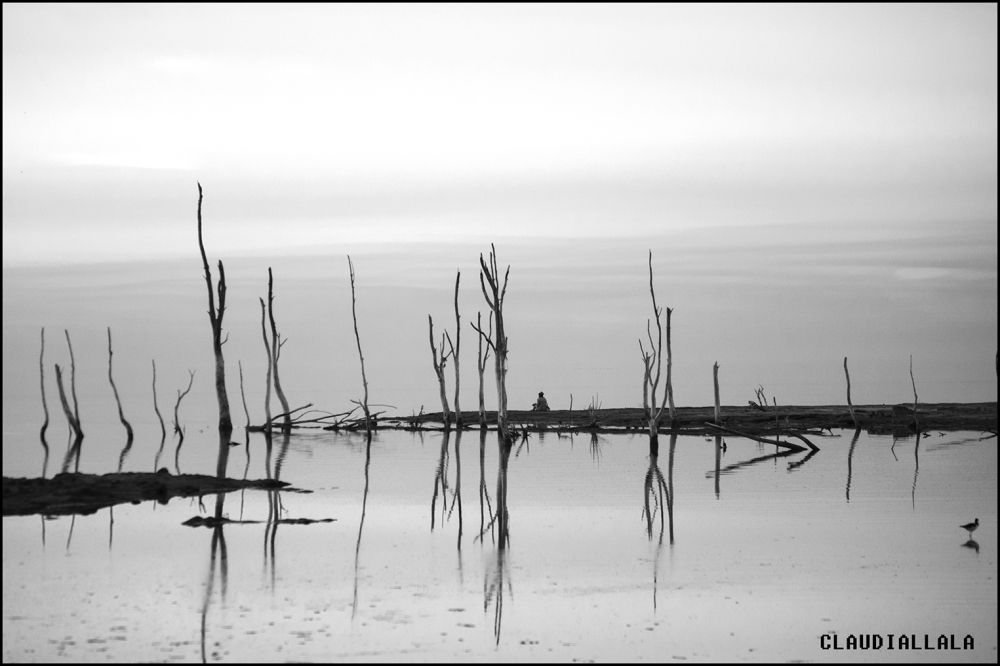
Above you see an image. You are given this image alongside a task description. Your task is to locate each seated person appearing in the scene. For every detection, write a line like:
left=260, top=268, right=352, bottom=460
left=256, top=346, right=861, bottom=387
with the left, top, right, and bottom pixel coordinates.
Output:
left=532, top=392, right=550, bottom=412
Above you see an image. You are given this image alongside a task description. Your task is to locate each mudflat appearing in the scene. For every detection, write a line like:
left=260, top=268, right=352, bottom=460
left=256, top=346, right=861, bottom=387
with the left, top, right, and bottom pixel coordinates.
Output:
left=2, top=470, right=288, bottom=517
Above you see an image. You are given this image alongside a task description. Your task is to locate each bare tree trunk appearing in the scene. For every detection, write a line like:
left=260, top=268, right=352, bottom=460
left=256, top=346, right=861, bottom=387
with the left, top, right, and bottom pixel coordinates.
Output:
left=428, top=315, right=451, bottom=427
left=238, top=360, right=251, bottom=429
left=643, top=252, right=672, bottom=443
left=665, top=308, right=675, bottom=424
left=348, top=256, right=371, bottom=432
left=909, top=355, right=919, bottom=431
left=474, top=311, right=492, bottom=429
left=196, top=183, right=232, bottom=433
left=64, top=329, right=81, bottom=430
left=267, top=268, right=291, bottom=430
left=713, top=362, right=721, bottom=425
left=260, top=298, right=273, bottom=429
left=107, top=328, right=134, bottom=442
left=55, top=364, right=83, bottom=472
left=475, top=245, right=510, bottom=444
left=173, top=370, right=195, bottom=435
left=152, top=360, right=166, bottom=441
left=843, top=357, right=858, bottom=428
left=39, top=328, right=50, bottom=478
left=452, top=270, right=463, bottom=428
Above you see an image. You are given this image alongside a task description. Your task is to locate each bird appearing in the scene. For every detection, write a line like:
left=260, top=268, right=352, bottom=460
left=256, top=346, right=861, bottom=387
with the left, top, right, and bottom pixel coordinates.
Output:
left=960, top=518, right=979, bottom=538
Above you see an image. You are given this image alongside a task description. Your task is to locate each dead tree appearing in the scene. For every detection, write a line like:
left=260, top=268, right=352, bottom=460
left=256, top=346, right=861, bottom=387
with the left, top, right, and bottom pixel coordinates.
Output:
left=713, top=362, right=721, bottom=424
left=909, top=355, right=919, bottom=430
left=267, top=268, right=291, bottom=430
left=173, top=370, right=195, bottom=435
left=55, top=364, right=82, bottom=473
left=107, top=328, right=134, bottom=443
left=260, top=298, right=273, bottom=429
left=152, top=360, right=166, bottom=441
left=39, top=328, right=50, bottom=477
left=196, top=183, right=232, bottom=432
left=348, top=256, right=372, bottom=432
left=638, top=251, right=673, bottom=443
left=639, top=340, right=652, bottom=420
left=844, top=357, right=858, bottom=428
left=428, top=315, right=452, bottom=427
left=473, top=311, right=493, bottom=428
left=107, top=328, right=134, bottom=471
left=472, top=244, right=511, bottom=444
left=452, top=271, right=463, bottom=428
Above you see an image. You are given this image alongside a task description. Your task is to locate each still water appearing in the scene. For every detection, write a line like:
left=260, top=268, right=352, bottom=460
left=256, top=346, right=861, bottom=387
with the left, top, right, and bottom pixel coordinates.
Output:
left=3, top=424, right=996, bottom=662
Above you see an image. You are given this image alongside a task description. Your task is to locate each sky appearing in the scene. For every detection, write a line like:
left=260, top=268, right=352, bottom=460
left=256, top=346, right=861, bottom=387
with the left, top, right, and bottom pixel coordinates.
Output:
left=2, top=4, right=997, bottom=419
left=2, top=3, right=996, bottom=263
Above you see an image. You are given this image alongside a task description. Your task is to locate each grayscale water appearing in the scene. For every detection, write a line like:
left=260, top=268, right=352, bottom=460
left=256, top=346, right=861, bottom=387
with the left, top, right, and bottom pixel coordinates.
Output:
left=2, top=242, right=997, bottom=662
left=2, top=424, right=996, bottom=663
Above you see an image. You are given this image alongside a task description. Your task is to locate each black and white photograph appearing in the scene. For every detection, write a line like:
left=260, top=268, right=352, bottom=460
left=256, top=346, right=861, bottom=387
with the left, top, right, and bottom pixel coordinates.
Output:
left=2, top=4, right=996, bottom=662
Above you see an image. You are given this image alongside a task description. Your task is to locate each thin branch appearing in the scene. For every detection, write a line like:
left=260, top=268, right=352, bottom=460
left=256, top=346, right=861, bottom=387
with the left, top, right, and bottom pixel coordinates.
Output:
left=173, top=370, right=195, bottom=435
left=348, top=256, right=371, bottom=432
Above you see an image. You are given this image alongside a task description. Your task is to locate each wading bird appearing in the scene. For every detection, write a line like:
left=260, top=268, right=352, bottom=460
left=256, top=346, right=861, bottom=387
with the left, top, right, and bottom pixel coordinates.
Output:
left=960, top=518, right=979, bottom=538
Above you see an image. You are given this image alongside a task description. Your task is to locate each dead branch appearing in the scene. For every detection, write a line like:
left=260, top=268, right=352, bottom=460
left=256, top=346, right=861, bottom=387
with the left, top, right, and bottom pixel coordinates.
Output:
left=267, top=268, right=292, bottom=431
left=705, top=422, right=807, bottom=453
left=39, top=328, right=50, bottom=477
left=452, top=270, right=463, bottom=427
left=107, top=328, right=134, bottom=442
left=238, top=360, right=250, bottom=429
left=196, top=183, right=232, bottom=432
left=260, top=298, right=273, bottom=431
left=909, top=355, right=919, bottom=430
left=428, top=314, right=452, bottom=426
left=64, top=329, right=81, bottom=428
left=713, top=362, right=721, bottom=424
left=173, top=370, right=195, bottom=435
left=844, top=357, right=858, bottom=428
left=479, top=244, right=511, bottom=443
left=152, top=360, right=166, bottom=441
left=472, top=311, right=493, bottom=427
left=348, top=256, right=371, bottom=432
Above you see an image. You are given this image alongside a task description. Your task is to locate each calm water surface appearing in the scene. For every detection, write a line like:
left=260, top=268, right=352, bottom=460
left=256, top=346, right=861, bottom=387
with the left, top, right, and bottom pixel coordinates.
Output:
left=3, top=423, right=996, bottom=663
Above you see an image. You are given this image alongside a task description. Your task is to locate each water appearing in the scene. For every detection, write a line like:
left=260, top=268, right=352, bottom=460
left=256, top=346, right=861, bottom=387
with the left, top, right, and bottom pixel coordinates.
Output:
left=3, top=424, right=996, bottom=662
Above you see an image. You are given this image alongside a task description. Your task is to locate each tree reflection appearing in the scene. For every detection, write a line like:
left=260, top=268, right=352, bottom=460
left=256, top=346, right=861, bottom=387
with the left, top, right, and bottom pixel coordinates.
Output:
left=845, top=428, right=861, bottom=502
left=200, top=428, right=232, bottom=663
left=352, top=430, right=373, bottom=620
left=485, top=431, right=513, bottom=644
left=431, top=429, right=464, bottom=549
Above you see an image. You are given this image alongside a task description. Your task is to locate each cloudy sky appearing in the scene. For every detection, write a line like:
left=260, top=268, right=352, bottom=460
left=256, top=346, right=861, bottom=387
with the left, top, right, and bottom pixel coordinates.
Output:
left=3, top=3, right=996, bottom=264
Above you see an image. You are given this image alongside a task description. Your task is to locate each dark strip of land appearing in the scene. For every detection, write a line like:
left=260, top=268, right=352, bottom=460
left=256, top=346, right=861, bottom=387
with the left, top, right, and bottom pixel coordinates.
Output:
left=391, top=403, right=997, bottom=436
left=2, top=471, right=287, bottom=517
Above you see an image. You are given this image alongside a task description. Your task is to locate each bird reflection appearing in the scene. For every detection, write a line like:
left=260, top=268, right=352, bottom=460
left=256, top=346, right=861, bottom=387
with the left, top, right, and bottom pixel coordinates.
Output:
left=961, top=539, right=980, bottom=554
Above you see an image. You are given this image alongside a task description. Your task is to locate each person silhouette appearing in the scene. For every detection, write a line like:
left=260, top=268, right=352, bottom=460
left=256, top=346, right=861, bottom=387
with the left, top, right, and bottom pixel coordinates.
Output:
left=532, top=392, right=550, bottom=412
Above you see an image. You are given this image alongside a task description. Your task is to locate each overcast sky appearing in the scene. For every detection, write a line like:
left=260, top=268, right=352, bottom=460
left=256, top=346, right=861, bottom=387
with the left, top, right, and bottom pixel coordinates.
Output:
left=2, top=3, right=997, bottom=264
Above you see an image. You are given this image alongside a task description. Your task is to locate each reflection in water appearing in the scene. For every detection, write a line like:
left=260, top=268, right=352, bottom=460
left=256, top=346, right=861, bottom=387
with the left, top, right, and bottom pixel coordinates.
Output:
left=478, top=428, right=495, bottom=545
left=431, top=429, right=465, bottom=548
left=845, top=428, right=861, bottom=502
left=962, top=539, right=980, bottom=554
left=264, top=430, right=291, bottom=591
left=713, top=435, right=721, bottom=499
left=200, top=429, right=232, bottom=664
left=485, top=431, right=513, bottom=644
left=352, top=431, right=373, bottom=620
left=643, top=434, right=674, bottom=544
left=912, top=433, right=920, bottom=510
left=590, top=432, right=602, bottom=462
